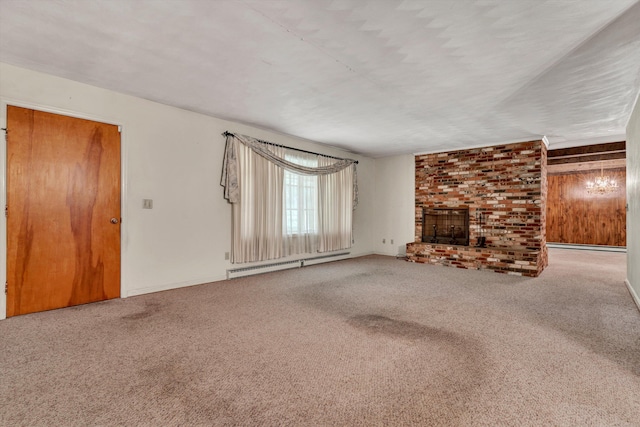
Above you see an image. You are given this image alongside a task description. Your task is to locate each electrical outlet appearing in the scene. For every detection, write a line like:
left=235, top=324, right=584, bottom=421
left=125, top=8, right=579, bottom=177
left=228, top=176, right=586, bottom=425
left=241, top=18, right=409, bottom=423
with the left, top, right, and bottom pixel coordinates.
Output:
left=225, top=252, right=230, bottom=260
left=143, top=199, right=153, bottom=209
left=382, top=238, right=386, bottom=244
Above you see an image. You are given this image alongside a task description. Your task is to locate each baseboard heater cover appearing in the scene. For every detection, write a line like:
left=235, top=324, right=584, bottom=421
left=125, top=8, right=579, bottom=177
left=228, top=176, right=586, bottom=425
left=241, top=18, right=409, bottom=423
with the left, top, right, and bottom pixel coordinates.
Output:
left=547, top=243, right=626, bottom=253
left=227, top=252, right=350, bottom=279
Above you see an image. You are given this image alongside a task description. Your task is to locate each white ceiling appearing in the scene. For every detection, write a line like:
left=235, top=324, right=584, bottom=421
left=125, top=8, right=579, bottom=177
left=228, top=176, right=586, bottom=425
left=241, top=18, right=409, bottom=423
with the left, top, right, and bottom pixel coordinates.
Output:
left=1, top=0, right=639, bottom=157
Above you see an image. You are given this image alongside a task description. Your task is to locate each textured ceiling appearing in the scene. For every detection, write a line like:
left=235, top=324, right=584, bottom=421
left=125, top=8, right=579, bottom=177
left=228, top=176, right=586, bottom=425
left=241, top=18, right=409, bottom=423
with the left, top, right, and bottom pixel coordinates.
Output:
left=1, top=0, right=639, bottom=157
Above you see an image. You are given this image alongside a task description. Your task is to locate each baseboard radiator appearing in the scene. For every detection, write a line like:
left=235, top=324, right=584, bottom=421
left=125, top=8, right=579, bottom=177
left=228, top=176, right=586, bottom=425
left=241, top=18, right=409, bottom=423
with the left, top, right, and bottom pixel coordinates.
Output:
left=227, top=252, right=350, bottom=279
left=547, top=243, right=626, bottom=253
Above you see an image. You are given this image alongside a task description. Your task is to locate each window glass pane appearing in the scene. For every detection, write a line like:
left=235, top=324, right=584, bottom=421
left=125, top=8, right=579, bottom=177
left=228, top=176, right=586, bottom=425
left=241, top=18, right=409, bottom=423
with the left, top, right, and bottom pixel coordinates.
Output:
left=283, top=154, right=318, bottom=235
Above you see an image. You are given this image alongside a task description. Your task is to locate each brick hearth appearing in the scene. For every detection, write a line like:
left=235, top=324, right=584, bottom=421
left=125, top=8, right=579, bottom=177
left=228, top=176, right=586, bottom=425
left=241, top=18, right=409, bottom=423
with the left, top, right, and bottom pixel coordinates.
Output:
left=407, top=140, right=548, bottom=277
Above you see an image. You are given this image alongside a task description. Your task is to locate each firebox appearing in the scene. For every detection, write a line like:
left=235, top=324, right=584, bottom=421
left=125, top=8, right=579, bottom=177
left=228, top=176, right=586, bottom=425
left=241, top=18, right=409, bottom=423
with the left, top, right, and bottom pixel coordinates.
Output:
left=422, top=208, right=469, bottom=246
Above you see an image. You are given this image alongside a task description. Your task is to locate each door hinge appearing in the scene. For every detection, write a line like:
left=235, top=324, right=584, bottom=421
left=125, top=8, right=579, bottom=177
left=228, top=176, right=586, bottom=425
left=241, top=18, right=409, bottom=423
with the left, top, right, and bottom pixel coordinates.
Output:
left=4, top=205, right=7, bottom=218
left=5, top=282, right=7, bottom=295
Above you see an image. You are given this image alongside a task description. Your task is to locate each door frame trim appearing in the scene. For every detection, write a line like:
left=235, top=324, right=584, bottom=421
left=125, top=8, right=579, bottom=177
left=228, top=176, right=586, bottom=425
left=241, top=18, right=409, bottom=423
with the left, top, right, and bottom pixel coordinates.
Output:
left=0, top=97, right=127, bottom=320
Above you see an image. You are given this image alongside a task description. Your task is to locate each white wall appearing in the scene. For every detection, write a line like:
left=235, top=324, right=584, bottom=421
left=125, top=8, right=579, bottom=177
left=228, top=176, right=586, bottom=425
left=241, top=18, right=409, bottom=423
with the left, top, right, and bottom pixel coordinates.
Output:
left=372, top=154, right=415, bottom=256
left=626, top=94, right=640, bottom=309
left=0, top=62, right=376, bottom=318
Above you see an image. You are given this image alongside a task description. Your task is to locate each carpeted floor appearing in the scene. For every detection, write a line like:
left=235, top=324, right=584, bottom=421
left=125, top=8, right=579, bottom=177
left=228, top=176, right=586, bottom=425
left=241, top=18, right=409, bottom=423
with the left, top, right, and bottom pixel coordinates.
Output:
left=1, top=248, right=639, bottom=426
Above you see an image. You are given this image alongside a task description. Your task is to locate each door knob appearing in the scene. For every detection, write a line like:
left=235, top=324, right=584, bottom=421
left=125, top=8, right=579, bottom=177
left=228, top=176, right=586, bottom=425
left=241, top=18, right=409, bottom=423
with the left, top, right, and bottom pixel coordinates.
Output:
left=110, top=218, right=119, bottom=224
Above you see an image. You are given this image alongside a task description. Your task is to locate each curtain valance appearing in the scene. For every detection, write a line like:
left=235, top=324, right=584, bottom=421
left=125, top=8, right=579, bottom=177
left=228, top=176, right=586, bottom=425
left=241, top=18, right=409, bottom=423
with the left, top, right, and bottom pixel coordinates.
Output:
left=221, top=132, right=358, bottom=209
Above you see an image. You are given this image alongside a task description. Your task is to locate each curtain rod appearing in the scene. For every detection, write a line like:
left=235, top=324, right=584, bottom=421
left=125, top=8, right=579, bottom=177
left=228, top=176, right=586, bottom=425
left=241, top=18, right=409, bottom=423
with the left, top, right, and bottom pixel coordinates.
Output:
left=223, top=131, right=358, bottom=164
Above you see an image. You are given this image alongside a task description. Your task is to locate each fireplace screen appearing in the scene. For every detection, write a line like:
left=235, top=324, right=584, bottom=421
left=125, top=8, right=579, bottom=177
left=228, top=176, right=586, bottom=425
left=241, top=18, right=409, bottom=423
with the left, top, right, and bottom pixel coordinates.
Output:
left=422, top=208, right=469, bottom=246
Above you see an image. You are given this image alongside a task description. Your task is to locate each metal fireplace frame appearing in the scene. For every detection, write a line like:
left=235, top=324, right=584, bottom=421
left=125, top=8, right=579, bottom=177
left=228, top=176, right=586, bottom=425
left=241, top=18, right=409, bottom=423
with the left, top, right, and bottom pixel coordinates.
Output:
left=422, top=207, right=470, bottom=246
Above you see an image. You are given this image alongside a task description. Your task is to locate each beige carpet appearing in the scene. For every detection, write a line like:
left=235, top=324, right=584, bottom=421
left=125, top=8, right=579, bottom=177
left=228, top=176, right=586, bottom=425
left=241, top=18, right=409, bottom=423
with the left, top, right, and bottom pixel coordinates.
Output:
left=1, top=249, right=638, bottom=426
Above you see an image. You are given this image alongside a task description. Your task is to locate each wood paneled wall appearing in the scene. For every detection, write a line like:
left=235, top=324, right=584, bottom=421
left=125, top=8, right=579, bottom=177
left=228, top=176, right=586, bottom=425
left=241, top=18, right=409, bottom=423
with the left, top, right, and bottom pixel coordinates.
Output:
left=547, top=169, right=626, bottom=246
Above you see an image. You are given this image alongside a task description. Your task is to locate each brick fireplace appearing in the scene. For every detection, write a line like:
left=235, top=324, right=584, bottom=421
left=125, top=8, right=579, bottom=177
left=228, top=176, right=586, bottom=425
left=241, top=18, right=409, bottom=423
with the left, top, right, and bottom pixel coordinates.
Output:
left=406, top=140, right=548, bottom=277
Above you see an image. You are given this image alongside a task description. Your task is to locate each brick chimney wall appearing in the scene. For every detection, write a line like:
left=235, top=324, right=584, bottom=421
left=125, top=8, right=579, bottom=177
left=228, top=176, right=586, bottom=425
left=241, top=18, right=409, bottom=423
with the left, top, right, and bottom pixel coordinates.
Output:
left=408, top=140, right=548, bottom=276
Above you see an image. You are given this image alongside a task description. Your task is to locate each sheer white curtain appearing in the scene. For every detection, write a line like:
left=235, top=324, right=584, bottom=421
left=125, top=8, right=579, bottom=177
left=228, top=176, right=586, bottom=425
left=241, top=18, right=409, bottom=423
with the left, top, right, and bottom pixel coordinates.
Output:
left=231, top=142, right=285, bottom=263
left=222, top=133, right=357, bottom=263
left=283, top=152, right=318, bottom=256
left=318, top=156, right=354, bottom=252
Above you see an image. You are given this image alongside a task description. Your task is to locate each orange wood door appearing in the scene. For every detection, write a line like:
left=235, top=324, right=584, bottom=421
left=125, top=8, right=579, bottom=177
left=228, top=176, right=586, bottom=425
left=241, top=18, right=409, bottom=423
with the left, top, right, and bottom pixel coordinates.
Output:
left=6, top=106, right=121, bottom=316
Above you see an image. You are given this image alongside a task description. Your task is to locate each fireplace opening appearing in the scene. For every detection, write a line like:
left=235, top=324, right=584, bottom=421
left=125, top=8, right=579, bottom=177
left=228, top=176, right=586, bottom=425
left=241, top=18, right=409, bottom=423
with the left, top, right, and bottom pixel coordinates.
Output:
left=422, top=208, right=470, bottom=246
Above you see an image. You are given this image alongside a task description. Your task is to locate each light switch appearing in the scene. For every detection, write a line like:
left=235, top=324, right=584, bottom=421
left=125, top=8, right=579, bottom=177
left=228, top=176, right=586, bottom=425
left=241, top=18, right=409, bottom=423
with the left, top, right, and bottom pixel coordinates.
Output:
left=143, top=199, right=153, bottom=209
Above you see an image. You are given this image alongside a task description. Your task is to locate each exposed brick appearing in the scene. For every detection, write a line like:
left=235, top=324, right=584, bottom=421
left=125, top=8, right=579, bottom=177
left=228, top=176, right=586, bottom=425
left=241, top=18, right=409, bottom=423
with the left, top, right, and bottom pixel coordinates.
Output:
left=408, top=140, right=548, bottom=277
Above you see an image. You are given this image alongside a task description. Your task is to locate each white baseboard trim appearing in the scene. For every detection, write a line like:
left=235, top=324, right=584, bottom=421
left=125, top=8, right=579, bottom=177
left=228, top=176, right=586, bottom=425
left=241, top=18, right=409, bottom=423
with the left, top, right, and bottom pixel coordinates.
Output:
left=625, top=279, right=640, bottom=313
left=547, top=243, right=626, bottom=252
left=373, top=251, right=405, bottom=257
left=126, top=251, right=372, bottom=297
left=302, top=252, right=353, bottom=266
left=124, top=275, right=227, bottom=298
left=350, top=250, right=376, bottom=257
left=227, top=251, right=355, bottom=279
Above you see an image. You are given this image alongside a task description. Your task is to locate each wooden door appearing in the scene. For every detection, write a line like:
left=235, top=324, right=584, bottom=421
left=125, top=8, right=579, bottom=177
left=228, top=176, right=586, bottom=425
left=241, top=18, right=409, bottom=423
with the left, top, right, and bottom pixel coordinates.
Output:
left=6, top=106, right=121, bottom=316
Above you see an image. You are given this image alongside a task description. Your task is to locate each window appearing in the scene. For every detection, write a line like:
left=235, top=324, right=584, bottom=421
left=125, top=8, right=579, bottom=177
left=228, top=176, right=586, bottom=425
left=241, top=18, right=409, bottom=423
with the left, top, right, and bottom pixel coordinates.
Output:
left=222, top=133, right=356, bottom=263
left=283, top=155, right=318, bottom=235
